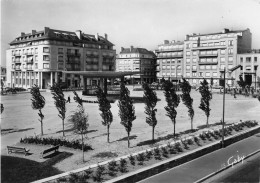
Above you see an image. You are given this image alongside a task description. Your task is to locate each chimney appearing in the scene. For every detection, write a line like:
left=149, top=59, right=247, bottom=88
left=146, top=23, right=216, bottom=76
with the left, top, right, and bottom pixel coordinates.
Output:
left=121, top=47, right=124, bottom=52
left=130, top=45, right=134, bottom=52
left=75, top=30, right=82, bottom=40
left=222, top=28, right=230, bottom=33
left=32, top=30, right=36, bottom=34
left=21, top=32, right=25, bottom=36
left=95, top=33, right=99, bottom=40
left=164, top=40, right=169, bottom=44
left=44, top=27, right=50, bottom=34
left=104, top=33, right=108, bottom=40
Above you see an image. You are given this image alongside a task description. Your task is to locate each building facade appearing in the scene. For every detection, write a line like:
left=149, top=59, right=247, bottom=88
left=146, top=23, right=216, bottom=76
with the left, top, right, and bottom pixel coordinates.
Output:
left=6, top=27, right=116, bottom=89
left=116, top=46, right=156, bottom=84
left=183, top=28, right=251, bottom=85
left=1, top=66, right=6, bottom=86
left=155, top=40, right=184, bottom=82
left=237, top=49, right=260, bottom=88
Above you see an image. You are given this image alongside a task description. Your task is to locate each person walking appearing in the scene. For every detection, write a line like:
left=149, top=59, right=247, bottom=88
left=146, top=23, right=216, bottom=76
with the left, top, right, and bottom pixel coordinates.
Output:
left=67, top=96, right=70, bottom=103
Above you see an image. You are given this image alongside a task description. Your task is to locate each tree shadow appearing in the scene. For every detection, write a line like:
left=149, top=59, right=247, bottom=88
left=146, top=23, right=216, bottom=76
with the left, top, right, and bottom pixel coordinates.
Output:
left=116, top=135, right=137, bottom=142
left=42, top=151, right=74, bottom=166
left=1, top=128, right=34, bottom=135
left=56, top=129, right=98, bottom=134
left=1, top=155, right=62, bottom=183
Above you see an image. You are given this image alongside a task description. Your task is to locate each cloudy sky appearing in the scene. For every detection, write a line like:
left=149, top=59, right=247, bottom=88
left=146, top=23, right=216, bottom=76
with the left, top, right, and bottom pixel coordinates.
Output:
left=1, top=0, right=260, bottom=66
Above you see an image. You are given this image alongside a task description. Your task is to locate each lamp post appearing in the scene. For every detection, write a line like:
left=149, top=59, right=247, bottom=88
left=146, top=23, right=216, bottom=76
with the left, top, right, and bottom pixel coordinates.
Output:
left=220, top=68, right=226, bottom=148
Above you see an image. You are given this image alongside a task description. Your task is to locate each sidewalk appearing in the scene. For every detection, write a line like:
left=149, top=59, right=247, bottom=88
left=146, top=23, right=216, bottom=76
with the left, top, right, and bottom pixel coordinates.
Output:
left=139, top=133, right=260, bottom=183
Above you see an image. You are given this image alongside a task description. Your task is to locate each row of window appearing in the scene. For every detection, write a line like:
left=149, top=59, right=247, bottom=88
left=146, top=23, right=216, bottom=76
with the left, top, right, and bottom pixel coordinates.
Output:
left=12, top=63, right=49, bottom=70
left=157, top=52, right=183, bottom=57
left=188, top=33, right=241, bottom=41
left=240, top=57, right=258, bottom=63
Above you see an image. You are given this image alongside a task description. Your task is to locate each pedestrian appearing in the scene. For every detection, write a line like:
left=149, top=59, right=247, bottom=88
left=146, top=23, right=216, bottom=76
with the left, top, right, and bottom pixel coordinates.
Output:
left=67, top=96, right=70, bottom=103
left=233, top=88, right=237, bottom=99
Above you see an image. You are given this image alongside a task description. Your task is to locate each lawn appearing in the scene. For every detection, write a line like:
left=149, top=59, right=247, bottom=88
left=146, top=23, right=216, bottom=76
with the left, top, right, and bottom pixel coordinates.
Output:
left=1, top=85, right=260, bottom=181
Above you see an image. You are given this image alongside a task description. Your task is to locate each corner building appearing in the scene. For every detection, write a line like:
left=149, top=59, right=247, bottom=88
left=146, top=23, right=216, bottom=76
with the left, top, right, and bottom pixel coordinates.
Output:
left=6, top=27, right=116, bottom=89
left=116, top=46, right=156, bottom=84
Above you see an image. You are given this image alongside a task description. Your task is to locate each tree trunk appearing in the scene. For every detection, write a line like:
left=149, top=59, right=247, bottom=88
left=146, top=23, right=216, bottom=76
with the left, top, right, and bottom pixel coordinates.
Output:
left=191, top=117, right=193, bottom=131
left=39, top=109, right=43, bottom=136
left=127, top=131, right=130, bottom=148
left=62, top=119, right=65, bottom=137
left=82, top=134, right=84, bottom=162
left=41, top=119, right=43, bottom=136
left=107, top=125, right=110, bottom=143
left=173, top=118, right=176, bottom=138
left=206, top=116, right=209, bottom=128
left=152, top=126, right=155, bottom=142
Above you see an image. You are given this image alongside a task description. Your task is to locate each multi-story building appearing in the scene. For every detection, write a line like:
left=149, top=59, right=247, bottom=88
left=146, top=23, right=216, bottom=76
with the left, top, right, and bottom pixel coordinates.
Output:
left=6, top=27, right=116, bottom=89
left=1, top=66, right=6, bottom=85
left=183, top=28, right=252, bottom=85
left=237, top=49, right=260, bottom=88
left=116, top=46, right=156, bottom=84
left=155, top=40, right=184, bottom=82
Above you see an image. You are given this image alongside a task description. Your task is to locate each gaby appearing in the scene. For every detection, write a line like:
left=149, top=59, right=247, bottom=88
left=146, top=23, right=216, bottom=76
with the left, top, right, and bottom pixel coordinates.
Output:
left=227, top=154, right=245, bottom=167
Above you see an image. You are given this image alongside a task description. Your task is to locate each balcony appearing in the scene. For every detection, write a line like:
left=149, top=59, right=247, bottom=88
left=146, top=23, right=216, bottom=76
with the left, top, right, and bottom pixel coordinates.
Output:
left=86, top=54, right=99, bottom=58
left=86, top=61, right=98, bottom=65
left=24, top=52, right=34, bottom=55
left=198, top=53, right=218, bottom=57
left=14, top=60, right=22, bottom=63
left=15, top=67, right=21, bottom=70
left=66, top=60, right=80, bottom=64
left=67, top=52, right=81, bottom=57
left=103, top=61, right=114, bottom=65
left=192, top=45, right=226, bottom=50
left=103, top=55, right=114, bottom=59
left=157, top=54, right=183, bottom=59
left=198, top=61, right=218, bottom=65
left=156, top=48, right=184, bottom=53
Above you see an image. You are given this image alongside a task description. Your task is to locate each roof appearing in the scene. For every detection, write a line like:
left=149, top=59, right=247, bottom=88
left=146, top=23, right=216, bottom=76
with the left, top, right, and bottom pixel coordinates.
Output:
left=62, top=71, right=140, bottom=78
left=187, top=28, right=250, bottom=38
left=120, top=47, right=156, bottom=56
left=10, top=27, right=114, bottom=46
left=158, top=41, right=184, bottom=47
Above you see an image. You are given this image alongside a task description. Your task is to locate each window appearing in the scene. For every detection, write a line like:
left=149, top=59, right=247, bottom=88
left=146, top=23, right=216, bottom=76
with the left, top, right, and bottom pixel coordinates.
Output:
left=186, top=72, right=191, bottom=77
left=214, top=42, right=219, bottom=46
left=192, top=51, right=197, bottom=56
left=166, top=65, right=170, bottom=69
left=186, top=65, right=190, bottom=70
left=200, top=51, right=206, bottom=55
left=43, top=47, right=50, bottom=53
left=171, top=72, right=176, bottom=76
left=43, top=63, right=49, bottom=69
left=186, top=44, right=190, bottom=49
left=43, top=55, right=50, bottom=61
left=193, top=43, right=197, bottom=48
left=228, top=48, right=233, bottom=54
left=213, top=58, right=217, bottom=62
left=186, top=58, right=190, bottom=63
left=200, top=58, right=206, bottom=63
left=228, top=40, right=233, bottom=46
left=246, top=57, right=251, bottom=62
left=192, top=65, right=197, bottom=70
left=254, top=57, right=257, bottom=62
left=208, top=42, right=213, bottom=47
left=186, top=51, right=190, bottom=56
left=220, top=49, right=225, bottom=54
left=162, top=66, right=166, bottom=70
left=228, top=57, right=233, bottom=62
left=192, top=72, right=196, bottom=77
left=220, top=41, right=226, bottom=46
left=35, top=63, right=38, bottom=69
left=220, top=64, right=225, bottom=69
left=192, top=58, right=197, bottom=63
left=199, top=72, right=203, bottom=77
left=171, top=65, right=175, bottom=69
left=228, top=64, right=233, bottom=69
left=202, top=43, right=207, bottom=47
left=213, top=72, right=217, bottom=77
left=199, top=65, right=205, bottom=70
left=177, top=65, right=181, bottom=70
left=246, top=66, right=251, bottom=70
left=240, top=57, right=243, bottom=63
left=212, top=65, right=217, bottom=70
left=35, top=48, right=38, bottom=54
left=205, top=72, right=210, bottom=77
left=58, top=56, right=63, bottom=62
left=58, top=48, right=63, bottom=54
left=220, top=57, right=225, bottom=62
left=206, top=65, right=211, bottom=70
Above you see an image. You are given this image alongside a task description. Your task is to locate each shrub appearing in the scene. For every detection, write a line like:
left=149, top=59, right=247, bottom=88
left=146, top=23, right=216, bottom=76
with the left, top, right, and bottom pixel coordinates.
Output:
left=167, top=143, right=177, bottom=154
left=161, top=146, right=169, bottom=158
left=68, top=173, right=80, bottom=183
left=20, top=136, right=93, bottom=151
left=136, top=153, right=145, bottom=165
left=93, top=165, right=105, bottom=182
left=175, top=142, right=183, bottom=152
left=194, top=136, right=201, bottom=146
left=128, top=155, right=136, bottom=166
left=187, top=138, right=194, bottom=145
left=108, top=160, right=117, bottom=173
left=83, top=168, right=93, bottom=180
left=56, top=177, right=67, bottom=183
left=181, top=139, right=189, bottom=149
left=214, top=130, right=221, bottom=137
left=119, top=158, right=127, bottom=173
left=153, top=147, right=162, bottom=160
left=199, top=133, right=206, bottom=141
left=145, top=150, right=153, bottom=160
left=205, top=132, right=212, bottom=141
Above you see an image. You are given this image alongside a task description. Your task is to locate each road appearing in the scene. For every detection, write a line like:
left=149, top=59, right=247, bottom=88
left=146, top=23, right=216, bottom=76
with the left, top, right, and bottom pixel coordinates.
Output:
left=205, top=152, right=260, bottom=183
left=139, top=133, right=260, bottom=183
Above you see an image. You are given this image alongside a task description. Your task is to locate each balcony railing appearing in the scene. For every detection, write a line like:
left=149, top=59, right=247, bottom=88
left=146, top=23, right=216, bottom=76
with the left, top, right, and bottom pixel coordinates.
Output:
left=192, top=45, right=226, bottom=50
left=86, top=61, right=99, bottom=65
left=103, top=61, right=114, bottom=65
left=156, top=48, right=184, bottom=53
left=157, top=54, right=183, bottom=58
left=198, top=53, right=218, bottom=57
left=66, top=60, right=80, bottom=64
left=24, top=52, right=34, bottom=55
left=198, top=61, right=218, bottom=65
left=86, top=54, right=99, bottom=58
left=67, top=52, right=81, bottom=57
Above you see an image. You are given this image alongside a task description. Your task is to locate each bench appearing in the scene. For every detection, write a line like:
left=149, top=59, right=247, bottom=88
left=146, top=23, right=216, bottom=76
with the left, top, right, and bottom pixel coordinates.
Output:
left=40, top=145, right=59, bottom=158
left=7, top=146, right=30, bottom=156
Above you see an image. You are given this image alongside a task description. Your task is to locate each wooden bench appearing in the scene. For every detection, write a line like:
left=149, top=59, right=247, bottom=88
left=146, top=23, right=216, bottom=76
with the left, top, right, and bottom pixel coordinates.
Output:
left=40, top=145, right=59, bottom=158
left=7, top=146, right=30, bottom=156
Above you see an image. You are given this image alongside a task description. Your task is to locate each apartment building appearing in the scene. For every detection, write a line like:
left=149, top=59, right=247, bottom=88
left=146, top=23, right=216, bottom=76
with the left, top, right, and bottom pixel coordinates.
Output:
left=6, top=27, right=116, bottom=89
left=155, top=40, right=184, bottom=82
left=1, top=66, right=6, bottom=85
left=183, top=28, right=252, bottom=85
left=237, top=49, right=260, bottom=88
left=116, top=46, right=156, bottom=84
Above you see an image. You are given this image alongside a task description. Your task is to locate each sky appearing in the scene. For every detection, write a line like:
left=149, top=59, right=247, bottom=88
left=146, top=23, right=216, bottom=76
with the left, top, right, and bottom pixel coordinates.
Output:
left=1, top=0, right=260, bottom=66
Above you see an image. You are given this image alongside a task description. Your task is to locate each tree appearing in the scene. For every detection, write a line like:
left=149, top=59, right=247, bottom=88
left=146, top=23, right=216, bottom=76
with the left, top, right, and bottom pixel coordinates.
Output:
left=1, top=103, right=4, bottom=114
left=73, top=90, right=83, bottom=107
left=30, top=85, right=45, bottom=135
left=1, top=79, right=4, bottom=95
left=237, top=74, right=246, bottom=91
left=163, top=80, right=180, bottom=137
left=96, top=86, right=113, bottom=143
left=51, top=83, right=66, bottom=136
left=118, top=81, right=136, bottom=148
left=142, top=82, right=158, bottom=141
left=68, top=107, right=89, bottom=162
left=179, top=79, right=194, bottom=130
left=198, top=79, right=212, bottom=127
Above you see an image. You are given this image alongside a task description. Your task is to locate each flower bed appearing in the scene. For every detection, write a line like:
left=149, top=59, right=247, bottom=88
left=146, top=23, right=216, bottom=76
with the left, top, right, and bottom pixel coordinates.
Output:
left=20, top=136, right=93, bottom=152
left=43, top=120, right=258, bottom=183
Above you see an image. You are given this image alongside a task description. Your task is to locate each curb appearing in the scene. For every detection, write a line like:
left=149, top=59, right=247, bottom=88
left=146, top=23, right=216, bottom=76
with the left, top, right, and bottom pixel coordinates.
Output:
left=194, top=149, right=260, bottom=183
